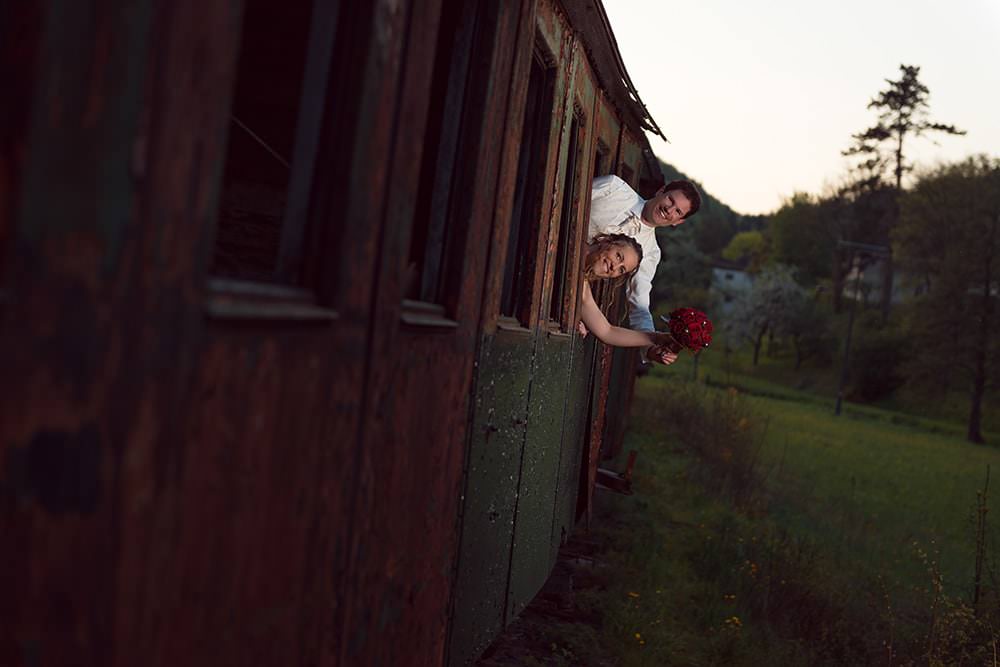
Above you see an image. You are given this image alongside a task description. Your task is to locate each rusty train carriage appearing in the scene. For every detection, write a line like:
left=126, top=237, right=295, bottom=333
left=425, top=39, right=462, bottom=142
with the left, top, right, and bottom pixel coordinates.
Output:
left=0, top=0, right=665, bottom=665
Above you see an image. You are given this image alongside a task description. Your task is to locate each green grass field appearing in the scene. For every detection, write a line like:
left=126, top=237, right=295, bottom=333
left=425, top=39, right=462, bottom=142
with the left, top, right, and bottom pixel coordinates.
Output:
left=652, top=351, right=1000, bottom=595
left=584, top=362, right=1000, bottom=664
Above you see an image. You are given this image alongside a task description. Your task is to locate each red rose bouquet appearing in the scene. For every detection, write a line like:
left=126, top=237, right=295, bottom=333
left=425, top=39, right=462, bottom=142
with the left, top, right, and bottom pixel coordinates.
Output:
left=659, top=308, right=713, bottom=354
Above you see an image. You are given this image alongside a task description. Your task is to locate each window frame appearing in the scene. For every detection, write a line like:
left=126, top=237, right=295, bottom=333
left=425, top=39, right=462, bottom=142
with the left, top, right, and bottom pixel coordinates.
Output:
left=497, top=30, right=560, bottom=331
left=546, top=103, right=588, bottom=333
left=206, top=0, right=342, bottom=322
left=402, top=0, right=483, bottom=318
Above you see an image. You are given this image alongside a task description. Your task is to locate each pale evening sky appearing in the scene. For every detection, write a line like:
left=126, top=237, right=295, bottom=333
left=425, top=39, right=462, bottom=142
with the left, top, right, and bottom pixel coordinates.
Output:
left=603, top=0, right=1000, bottom=215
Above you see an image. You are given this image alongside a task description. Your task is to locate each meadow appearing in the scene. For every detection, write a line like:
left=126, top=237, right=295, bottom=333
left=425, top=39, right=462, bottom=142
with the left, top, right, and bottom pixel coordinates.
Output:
left=679, top=347, right=1000, bottom=594
left=586, top=349, right=1000, bottom=665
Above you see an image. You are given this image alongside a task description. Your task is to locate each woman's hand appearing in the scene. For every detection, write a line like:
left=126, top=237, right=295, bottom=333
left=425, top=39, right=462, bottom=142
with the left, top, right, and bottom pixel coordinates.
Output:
left=648, top=331, right=676, bottom=349
left=577, top=321, right=589, bottom=338
left=646, top=332, right=679, bottom=365
left=646, top=345, right=679, bottom=365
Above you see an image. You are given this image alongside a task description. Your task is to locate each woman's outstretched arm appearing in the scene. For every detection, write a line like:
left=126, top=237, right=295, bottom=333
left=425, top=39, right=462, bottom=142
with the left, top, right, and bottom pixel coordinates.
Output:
left=578, top=281, right=658, bottom=348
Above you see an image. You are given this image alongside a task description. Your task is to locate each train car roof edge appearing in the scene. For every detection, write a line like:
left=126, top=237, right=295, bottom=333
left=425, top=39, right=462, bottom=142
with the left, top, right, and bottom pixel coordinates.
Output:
left=560, top=0, right=667, bottom=179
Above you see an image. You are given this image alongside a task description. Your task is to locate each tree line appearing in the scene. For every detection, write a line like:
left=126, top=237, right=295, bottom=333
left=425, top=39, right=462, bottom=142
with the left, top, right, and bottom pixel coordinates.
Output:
left=652, top=65, right=999, bottom=444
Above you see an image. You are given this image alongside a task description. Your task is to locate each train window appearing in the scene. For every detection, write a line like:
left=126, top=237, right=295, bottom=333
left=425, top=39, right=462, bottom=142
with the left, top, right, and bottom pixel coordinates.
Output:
left=548, top=110, right=584, bottom=327
left=211, top=0, right=321, bottom=284
left=618, top=163, right=634, bottom=186
left=593, top=141, right=609, bottom=178
left=499, top=45, right=555, bottom=326
left=406, top=0, right=480, bottom=306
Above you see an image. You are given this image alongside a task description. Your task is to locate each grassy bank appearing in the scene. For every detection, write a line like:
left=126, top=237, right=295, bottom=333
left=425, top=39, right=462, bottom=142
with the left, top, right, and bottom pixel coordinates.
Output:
left=667, top=348, right=999, bottom=592
left=586, top=367, right=1000, bottom=665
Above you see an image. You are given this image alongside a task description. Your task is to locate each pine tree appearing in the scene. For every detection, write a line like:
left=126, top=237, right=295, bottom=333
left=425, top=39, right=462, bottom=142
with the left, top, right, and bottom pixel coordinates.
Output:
left=843, top=65, right=965, bottom=318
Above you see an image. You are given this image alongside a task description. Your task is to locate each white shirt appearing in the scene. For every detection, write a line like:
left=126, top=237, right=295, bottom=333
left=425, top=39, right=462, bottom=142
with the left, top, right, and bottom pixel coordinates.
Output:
left=589, top=175, right=660, bottom=332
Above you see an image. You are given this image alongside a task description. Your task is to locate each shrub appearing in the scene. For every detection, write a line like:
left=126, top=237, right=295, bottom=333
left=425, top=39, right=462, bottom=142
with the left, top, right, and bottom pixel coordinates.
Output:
left=637, top=382, right=769, bottom=511
left=847, top=314, right=911, bottom=402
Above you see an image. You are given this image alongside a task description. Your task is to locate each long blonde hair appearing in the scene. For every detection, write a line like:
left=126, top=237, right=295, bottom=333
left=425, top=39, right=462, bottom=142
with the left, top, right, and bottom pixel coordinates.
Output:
left=584, top=233, right=644, bottom=288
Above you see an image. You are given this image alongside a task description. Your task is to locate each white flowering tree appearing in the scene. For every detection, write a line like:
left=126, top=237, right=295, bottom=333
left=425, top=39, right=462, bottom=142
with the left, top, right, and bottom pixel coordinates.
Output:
left=726, top=264, right=805, bottom=366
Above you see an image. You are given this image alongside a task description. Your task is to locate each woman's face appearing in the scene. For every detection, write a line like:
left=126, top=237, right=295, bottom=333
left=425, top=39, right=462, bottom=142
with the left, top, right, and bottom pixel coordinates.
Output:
left=590, top=241, right=639, bottom=279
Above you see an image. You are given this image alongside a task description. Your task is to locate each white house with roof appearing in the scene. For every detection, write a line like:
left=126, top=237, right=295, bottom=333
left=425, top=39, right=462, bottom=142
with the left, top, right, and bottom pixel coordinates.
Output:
left=710, top=259, right=753, bottom=315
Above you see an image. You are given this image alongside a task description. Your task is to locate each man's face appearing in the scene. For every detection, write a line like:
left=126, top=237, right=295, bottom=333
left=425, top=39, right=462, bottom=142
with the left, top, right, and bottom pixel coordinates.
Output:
left=641, top=187, right=692, bottom=227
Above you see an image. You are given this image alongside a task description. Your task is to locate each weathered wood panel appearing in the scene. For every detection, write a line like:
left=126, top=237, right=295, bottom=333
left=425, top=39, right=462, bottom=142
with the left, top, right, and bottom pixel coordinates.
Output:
left=1, top=0, right=665, bottom=665
left=445, top=0, right=540, bottom=660
left=113, top=0, right=378, bottom=664
left=128, top=1, right=392, bottom=663
left=552, top=336, right=596, bottom=552
left=0, top=3, right=157, bottom=664
left=340, top=1, right=526, bottom=664
left=602, top=346, right=639, bottom=460
left=448, top=331, right=532, bottom=667
left=546, top=37, right=597, bottom=563
left=502, top=0, right=574, bottom=624
left=575, top=89, right=623, bottom=523
left=506, top=333, right=572, bottom=620
left=0, top=3, right=45, bottom=284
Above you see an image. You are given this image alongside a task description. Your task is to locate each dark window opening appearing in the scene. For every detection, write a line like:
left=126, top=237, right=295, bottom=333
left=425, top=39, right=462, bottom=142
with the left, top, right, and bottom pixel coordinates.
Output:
left=549, top=112, right=583, bottom=326
left=593, top=141, right=608, bottom=179
left=406, top=0, right=480, bottom=305
left=211, top=0, right=315, bottom=283
left=499, top=46, right=555, bottom=325
left=618, top=163, right=634, bottom=186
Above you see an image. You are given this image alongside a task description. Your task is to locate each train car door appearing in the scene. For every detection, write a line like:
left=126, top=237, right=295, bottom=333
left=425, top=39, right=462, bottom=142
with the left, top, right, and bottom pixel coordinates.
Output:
left=334, top=1, right=529, bottom=664
left=503, top=0, right=581, bottom=626
left=447, top=1, right=576, bottom=662
left=548, top=47, right=601, bottom=565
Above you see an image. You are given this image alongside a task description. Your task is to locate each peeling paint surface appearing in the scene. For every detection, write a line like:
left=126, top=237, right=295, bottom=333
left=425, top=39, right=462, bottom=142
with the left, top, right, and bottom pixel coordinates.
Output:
left=1, top=1, right=663, bottom=666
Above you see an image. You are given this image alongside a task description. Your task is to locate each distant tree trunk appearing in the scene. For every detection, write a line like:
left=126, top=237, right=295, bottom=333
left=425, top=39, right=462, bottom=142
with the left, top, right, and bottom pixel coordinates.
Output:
left=881, top=189, right=900, bottom=321
left=793, top=335, right=804, bottom=370
left=752, top=325, right=767, bottom=366
left=881, top=255, right=894, bottom=321
left=895, top=134, right=905, bottom=191
left=968, top=212, right=997, bottom=443
left=969, top=366, right=986, bottom=444
left=832, top=247, right=844, bottom=313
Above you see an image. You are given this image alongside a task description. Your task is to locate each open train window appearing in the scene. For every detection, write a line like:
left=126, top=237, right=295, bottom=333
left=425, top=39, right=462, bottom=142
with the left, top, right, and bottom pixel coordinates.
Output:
left=405, top=0, right=481, bottom=308
left=499, top=44, right=556, bottom=327
left=593, top=141, right=609, bottom=179
left=210, top=0, right=328, bottom=285
left=548, top=109, right=585, bottom=328
left=618, top=163, right=634, bottom=186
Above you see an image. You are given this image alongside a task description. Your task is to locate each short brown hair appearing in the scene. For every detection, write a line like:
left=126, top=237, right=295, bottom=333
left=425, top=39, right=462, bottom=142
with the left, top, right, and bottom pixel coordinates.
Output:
left=665, top=179, right=701, bottom=219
